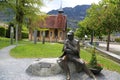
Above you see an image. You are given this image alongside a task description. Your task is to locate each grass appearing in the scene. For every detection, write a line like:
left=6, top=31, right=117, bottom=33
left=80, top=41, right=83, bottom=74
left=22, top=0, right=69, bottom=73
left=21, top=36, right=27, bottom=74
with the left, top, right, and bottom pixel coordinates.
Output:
left=81, top=47, right=120, bottom=73
left=0, top=37, right=10, bottom=49
left=10, top=42, right=120, bottom=73
left=10, top=42, right=63, bottom=58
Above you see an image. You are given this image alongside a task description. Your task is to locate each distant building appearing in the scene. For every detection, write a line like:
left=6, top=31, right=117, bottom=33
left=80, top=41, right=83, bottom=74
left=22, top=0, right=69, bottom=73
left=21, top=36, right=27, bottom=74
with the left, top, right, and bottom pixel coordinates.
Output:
left=29, top=9, right=67, bottom=42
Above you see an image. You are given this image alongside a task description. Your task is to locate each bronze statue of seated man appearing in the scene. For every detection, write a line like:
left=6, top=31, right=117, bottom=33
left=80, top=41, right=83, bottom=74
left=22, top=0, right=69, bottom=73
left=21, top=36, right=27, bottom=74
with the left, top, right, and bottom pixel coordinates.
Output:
left=58, top=30, right=95, bottom=80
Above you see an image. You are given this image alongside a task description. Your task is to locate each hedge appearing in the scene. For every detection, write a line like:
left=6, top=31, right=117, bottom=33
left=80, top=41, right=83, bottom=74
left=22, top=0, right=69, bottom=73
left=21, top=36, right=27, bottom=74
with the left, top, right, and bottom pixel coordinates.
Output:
left=115, top=38, right=120, bottom=42
left=0, top=27, right=6, bottom=37
left=22, top=31, right=28, bottom=39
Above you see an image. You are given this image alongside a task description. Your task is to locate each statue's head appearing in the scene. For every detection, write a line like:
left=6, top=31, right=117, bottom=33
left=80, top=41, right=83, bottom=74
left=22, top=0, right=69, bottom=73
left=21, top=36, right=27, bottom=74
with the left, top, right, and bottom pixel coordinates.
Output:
left=67, top=30, right=74, bottom=41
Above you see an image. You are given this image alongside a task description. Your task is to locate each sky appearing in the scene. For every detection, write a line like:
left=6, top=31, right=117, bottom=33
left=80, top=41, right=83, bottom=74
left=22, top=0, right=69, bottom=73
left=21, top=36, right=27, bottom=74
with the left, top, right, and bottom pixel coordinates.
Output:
left=41, top=0, right=101, bottom=13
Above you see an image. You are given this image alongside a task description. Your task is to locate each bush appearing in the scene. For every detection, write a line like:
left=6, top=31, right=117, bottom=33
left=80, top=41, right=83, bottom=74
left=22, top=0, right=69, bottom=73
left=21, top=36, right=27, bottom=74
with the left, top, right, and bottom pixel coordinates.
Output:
left=115, top=38, right=120, bottom=42
left=0, top=27, right=6, bottom=37
left=6, top=28, right=10, bottom=38
left=22, top=31, right=28, bottom=39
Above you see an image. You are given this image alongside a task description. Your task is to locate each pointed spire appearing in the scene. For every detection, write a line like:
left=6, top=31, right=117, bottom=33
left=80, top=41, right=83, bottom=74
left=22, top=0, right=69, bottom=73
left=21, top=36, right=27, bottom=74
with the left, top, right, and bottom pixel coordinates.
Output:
left=58, top=0, right=64, bottom=13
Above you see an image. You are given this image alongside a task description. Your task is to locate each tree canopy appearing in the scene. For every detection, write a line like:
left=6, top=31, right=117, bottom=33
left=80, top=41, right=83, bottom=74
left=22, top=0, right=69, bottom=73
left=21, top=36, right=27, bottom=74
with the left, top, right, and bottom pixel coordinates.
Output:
left=0, top=0, right=46, bottom=40
left=76, top=0, right=120, bottom=51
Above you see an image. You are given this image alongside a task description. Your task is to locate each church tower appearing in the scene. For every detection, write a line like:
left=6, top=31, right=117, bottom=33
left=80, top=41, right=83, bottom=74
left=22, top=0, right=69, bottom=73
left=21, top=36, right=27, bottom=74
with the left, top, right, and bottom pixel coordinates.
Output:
left=58, top=0, right=64, bottom=14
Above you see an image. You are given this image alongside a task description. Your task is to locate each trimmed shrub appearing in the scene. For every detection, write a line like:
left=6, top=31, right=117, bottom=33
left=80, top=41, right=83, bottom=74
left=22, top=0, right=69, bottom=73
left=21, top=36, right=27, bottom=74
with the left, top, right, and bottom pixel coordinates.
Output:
left=6, top=23, right=15, bottom=38
left=115, top=38, right=120, bottom=42
left=22, top=31, right=28, bottom=39
left=0, top=27, right=6, bottom=37
left=6, top=28, right=10, bottom=38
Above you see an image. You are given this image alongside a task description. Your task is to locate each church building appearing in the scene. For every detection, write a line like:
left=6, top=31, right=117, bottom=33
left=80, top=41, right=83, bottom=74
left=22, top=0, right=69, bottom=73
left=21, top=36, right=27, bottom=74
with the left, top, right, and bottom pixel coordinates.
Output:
left=29, top=7, right=67, bottom=42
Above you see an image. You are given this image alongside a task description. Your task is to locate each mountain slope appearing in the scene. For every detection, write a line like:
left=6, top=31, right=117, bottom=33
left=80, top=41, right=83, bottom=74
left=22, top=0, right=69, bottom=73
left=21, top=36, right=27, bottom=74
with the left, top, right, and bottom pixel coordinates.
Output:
left=47, top=5, right=91, bottom=28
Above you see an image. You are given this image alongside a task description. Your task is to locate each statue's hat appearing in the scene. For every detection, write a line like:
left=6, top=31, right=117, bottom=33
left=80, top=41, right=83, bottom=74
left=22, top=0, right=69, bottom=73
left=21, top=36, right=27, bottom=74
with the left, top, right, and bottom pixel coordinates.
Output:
left=67, top=30, right=74, bottom=35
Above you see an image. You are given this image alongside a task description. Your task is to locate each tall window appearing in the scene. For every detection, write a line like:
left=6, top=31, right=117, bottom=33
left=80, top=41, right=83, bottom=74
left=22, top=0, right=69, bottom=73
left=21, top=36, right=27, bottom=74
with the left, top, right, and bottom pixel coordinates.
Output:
left=45, top=31, right=49, bottom=37
left=50, top=32, right=52, bottom=37
left=54, top=29, right=58, bottom=37
left=37, top=31, right=40, bottom=37
left=60, top=32, right=62, bottom=37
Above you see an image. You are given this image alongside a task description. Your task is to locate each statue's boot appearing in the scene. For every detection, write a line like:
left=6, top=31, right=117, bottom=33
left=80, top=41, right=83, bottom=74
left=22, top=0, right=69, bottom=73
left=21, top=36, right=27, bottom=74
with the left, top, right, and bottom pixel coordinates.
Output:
left=66, top=73, right=70, bottom=80
left=89, top=73, right=97, bottom=80
left=57, top=58, right=71, bottom=80
left=81, top=63, right=97, bottom=80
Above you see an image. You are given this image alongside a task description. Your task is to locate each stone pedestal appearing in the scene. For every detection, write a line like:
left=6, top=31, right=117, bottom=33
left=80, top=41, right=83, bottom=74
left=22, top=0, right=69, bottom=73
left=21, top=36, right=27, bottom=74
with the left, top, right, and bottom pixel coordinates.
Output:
left=26, top=58, right=78, bottom=76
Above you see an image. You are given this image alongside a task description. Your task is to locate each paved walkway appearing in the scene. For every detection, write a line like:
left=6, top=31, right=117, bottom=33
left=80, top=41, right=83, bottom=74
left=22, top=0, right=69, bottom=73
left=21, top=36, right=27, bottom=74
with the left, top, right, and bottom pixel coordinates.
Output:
left=97, top=43, right=120, bottom=63
left=0, top=45, right=120, bottom=80
left=0, top=45, right=16, bottom=59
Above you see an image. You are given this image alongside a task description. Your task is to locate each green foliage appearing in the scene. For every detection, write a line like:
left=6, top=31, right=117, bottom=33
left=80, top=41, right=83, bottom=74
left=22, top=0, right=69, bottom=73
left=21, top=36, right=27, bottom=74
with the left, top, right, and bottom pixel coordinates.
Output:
left=78, top=0, right=120, bottom=50
left=29, top=14, right=48, bottom=30
left=89, top=53, right=97, bottom=66
left=75, top=26, right=87, bottom=39
left=115, top=38, right=120, bottom=42
left=22, top=25, right=28, bottom=32
left=0, top=0, right=45, bottom=40
left=88, top=47, right=103, bottom=70
left=5, top=28, right=10, bottom=38
left=22, top=31, right=28, bottom=39
left=0, top=27, right=6, bottom=37
left=67, top=28, right=72, bottom=33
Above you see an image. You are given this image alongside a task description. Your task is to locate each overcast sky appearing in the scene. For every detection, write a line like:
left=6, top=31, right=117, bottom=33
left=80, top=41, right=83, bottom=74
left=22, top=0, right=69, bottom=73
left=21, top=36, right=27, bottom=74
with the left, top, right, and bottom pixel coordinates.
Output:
left=41, top=0, right=101, bottom=13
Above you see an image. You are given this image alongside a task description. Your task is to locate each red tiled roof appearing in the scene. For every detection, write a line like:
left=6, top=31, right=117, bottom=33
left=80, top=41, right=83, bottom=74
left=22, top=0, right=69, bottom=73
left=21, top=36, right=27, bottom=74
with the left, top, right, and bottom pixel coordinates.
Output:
left=39, top=14, right=66, bottom=29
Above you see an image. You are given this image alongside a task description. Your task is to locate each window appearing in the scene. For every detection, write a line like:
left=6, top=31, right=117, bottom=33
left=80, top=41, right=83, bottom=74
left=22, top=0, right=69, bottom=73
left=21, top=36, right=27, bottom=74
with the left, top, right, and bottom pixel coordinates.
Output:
left=37, top=31, right=40, bottom=37
left=60, top=32, right=62, bottom=37
left=45, top=31, right=49, bottom=37
left=50, top=32, right=52, bottom=37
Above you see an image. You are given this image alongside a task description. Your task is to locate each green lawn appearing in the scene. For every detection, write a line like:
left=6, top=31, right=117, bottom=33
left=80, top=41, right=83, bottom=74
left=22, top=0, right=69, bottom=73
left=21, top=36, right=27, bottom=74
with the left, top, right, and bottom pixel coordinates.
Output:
left=10, top=42, right=120, bottom=73
left=0, top=37, right=10, bottom=49
left=10, top=42, right=63, bottom=58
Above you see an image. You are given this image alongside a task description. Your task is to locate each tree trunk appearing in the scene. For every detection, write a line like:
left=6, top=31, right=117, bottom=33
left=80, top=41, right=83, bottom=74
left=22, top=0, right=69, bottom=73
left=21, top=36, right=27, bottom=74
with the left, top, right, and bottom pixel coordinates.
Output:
left=16, top=0, right=24, bottom=40
left=34, top=29, right=37, bottom=44
left=29, top=27, right=32, bottom=41
left=90, top=31, right=94, bottom=45
left=18, top=23, right=22, bottom=40
left=106, top=31, right=110, bottom=51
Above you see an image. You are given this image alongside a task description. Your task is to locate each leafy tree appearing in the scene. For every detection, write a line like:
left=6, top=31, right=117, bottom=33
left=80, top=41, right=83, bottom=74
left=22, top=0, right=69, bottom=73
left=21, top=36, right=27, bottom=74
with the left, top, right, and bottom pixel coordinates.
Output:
left=78, top=0, right=120, bottom=51
left=98, top=0, right=119, bottom=51
left=29, top=14, right=47, bottom=44
left=75, top=20, right=87, bottom=40
left=77, top=4, right=101, bottom=45
left=0, top=0, right=44, bottom=40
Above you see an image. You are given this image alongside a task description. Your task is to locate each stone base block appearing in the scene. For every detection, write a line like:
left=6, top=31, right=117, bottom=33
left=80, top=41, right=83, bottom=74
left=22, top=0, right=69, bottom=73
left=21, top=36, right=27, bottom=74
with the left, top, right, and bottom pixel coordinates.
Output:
left=26, top=58, right=80, bottom=76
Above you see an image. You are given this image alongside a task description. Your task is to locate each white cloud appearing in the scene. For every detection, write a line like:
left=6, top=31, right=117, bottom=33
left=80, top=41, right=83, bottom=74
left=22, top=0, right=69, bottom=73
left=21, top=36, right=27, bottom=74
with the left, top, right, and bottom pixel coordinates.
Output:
left=41, top=0, right=101, bottom=13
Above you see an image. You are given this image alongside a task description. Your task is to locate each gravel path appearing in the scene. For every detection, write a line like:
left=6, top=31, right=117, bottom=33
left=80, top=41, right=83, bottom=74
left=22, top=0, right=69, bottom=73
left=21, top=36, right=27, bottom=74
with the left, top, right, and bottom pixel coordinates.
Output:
left=0, top=45, right=120, bottom=80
